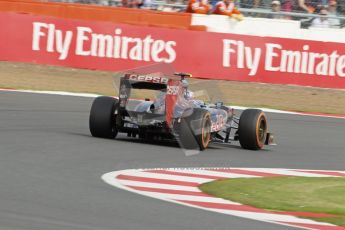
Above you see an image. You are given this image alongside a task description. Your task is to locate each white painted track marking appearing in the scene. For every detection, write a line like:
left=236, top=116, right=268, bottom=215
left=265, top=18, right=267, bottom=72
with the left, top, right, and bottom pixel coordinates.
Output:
left=1, top=88, right=345, bottom=119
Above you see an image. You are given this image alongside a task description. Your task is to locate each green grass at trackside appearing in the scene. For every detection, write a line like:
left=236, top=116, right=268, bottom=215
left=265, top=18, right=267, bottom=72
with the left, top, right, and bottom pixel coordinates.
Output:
left=199, top=177, right=345, bottom=226
left=311, top=217, right=345, bottom=226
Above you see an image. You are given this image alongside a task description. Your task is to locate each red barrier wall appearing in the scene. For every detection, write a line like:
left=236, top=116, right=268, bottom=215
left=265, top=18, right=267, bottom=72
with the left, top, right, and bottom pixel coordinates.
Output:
left=1, top=12, right=345, bottom=88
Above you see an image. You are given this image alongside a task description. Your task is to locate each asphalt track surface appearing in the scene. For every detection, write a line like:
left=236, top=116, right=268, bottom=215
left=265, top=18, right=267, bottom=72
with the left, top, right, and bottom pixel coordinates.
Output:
left=1, top=91, right=345, bottom=230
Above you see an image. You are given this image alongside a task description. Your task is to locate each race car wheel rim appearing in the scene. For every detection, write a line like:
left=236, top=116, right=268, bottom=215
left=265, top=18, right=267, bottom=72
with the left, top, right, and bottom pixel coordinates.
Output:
left=201, top=115, right=211, bottom=148
left=257, top=115, right=267, bottom=146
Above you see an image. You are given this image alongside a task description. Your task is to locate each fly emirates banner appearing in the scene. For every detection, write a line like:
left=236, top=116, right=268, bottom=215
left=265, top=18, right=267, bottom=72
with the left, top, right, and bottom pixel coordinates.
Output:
left=1, top=12, right=345, bottom=88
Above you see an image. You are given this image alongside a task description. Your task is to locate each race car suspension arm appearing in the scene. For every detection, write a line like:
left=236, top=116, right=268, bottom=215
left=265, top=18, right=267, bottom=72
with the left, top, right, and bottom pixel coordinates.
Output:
left=211, top=115, right=240, bottom=143
left=223, top=116, right=239, bottom=143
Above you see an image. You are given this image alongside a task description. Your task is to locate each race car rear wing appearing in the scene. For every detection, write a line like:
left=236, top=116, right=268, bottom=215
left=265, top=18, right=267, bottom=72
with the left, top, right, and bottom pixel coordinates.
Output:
left=123, top=72, right=192, bottom=83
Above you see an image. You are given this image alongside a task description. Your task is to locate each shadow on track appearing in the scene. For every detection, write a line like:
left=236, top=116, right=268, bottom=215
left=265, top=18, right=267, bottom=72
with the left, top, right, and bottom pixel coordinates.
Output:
left=66, top=131, right=273, bottom=153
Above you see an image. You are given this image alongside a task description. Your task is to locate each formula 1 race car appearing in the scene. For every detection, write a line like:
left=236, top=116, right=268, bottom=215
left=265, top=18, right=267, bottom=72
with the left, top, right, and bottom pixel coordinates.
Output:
left=89, top=65, right=274, bottom=151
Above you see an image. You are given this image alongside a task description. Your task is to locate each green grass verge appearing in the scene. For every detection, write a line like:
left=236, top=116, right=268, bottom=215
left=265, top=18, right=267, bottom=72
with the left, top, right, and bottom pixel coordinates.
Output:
left=311, top=217, right=345, bottom=226
left=199, top=176, right=345, bottom=226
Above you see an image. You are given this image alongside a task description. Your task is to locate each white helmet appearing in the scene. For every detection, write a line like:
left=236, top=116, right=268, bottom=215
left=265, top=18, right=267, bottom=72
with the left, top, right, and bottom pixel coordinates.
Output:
left=181, top=79, right=189, bottom=88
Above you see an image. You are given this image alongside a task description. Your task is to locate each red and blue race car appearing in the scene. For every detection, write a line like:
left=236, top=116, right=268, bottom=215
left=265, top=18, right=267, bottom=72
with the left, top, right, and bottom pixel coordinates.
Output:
left=89, top=65, right=274, bottom=151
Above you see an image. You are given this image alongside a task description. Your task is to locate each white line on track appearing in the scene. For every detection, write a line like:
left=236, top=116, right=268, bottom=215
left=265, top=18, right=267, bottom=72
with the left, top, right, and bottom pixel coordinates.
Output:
left=1, top=88, right=345, bottom=119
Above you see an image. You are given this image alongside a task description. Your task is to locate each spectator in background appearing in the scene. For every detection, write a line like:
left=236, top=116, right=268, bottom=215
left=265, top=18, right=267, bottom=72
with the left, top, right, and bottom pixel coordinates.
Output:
left=186, top=0, right=211, bottom=13
left=280, top=0, right=295, bottom=19
left=328, top=0, right=341, bottom=27
left=269, top=0, right=285, bottom=18
left=268, top=0, right=280, bottom=16
left=140, top=0, right=153, bottom=8
left=296, top=0, right=319, bottom=13
left=121, top=0, right=142, bottom=7
left=310, top=7, right=331, bottom=27
left=213, top=0, right=244, bottom=20
left=210, top=0, right=220, bottom=8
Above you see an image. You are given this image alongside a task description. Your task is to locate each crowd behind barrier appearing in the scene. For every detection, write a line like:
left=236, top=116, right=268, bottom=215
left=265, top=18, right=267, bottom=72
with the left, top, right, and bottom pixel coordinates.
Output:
left=50, top=0, right=345, bottom=28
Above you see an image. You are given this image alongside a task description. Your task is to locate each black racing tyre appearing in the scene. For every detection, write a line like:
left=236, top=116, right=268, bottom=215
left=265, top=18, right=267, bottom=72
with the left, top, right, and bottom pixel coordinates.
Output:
left=178, top=108, right=211, bottom=151
left=238, top=109, right=267, bottom=150
left=89, top=96, right=118, bottom=139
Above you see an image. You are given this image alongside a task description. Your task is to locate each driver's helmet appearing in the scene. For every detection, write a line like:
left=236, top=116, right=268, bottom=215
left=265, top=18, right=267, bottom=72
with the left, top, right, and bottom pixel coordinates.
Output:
left=181, top=79, right=193, bottom=100
left=181, top=79, right=189, bottom=89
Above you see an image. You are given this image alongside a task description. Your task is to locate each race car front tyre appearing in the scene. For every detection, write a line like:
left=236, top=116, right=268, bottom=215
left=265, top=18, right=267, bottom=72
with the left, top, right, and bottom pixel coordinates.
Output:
left=238, top=109, right=267, bottom=150
left=178, top=108, right=211, bottom=151
left=89, top=96, right=118, bottom=139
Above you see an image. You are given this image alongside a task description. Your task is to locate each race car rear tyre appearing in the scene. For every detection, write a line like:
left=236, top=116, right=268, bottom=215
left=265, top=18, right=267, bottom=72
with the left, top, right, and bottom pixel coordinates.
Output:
left=238, top=109, right=267, bottom=150
left=178, top=109, right=211, bottom=151
left=89, top=96, right=118, bottom=139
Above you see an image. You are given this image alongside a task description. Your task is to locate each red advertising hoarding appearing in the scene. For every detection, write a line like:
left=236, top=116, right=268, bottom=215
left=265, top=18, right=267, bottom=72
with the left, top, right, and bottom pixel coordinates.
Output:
left=1, top=12, right=345, bottom=88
